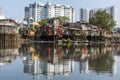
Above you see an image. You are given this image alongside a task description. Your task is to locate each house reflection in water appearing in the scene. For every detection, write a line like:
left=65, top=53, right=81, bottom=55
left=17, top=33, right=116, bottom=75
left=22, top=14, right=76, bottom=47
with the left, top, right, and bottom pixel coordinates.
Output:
left=20, top=43, right=117, bottom=79
left=0, top=47, right=19, bottom=70
left=22, top=43, right=74, bottom=79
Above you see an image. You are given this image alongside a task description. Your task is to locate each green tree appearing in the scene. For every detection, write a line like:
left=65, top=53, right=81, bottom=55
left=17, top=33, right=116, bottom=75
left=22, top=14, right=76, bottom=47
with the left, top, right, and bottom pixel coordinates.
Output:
left=89, top=10, right=116, bottom=31
left=18, top=28, right=23, bottom=34
left=38, top=16, right=69, bottom=26
left=38, top=19, right=49, bottom=26
left=56, top=16, right=69, bottom=25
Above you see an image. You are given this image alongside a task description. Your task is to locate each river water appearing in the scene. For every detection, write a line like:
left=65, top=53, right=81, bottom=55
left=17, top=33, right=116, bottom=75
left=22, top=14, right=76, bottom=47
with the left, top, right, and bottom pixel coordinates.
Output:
left=0, top=43, right=120, bottom=80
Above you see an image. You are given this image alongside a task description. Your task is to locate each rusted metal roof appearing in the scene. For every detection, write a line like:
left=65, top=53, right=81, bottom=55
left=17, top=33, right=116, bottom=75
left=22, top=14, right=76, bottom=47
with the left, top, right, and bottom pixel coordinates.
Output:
left=0, top=19, right=18, bottom=25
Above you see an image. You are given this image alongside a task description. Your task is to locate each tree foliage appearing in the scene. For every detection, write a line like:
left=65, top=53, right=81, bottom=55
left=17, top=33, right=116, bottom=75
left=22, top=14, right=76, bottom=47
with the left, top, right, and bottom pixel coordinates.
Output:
left=89, top=10, right=116, bottom=31
left=56, top=16, right=69, bottom=25
left=38, top=16, right=69, bottom=26
left=18, top=28, right=23, bottom=34
left=38, top=19, right=49, bottom=26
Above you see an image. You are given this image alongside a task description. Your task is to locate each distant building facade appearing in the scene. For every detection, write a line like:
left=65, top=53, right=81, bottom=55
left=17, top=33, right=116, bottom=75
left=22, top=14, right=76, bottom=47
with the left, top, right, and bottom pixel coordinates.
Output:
left=24, top=2, right=74, bottom=22
left=89, top=8, right=105, bottom=18
left=0, top=6, right=5, bottom=19
left=80, top=6, right=117, bottom=24
left=80, top=8, right=89, bottom=22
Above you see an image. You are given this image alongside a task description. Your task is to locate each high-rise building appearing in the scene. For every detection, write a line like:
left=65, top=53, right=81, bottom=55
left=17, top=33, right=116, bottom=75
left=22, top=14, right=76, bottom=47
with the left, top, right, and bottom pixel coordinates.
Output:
left=80, top=8, right=89, bottom=22
left=24, top=2, right=74, bottom=23
left=0, top=6, right=5, bottom=19
left=80, top=6, right=117, bottom=25
left=105, top=6, right=118, bottom=25
left=89, top=8, right=105, bottom=18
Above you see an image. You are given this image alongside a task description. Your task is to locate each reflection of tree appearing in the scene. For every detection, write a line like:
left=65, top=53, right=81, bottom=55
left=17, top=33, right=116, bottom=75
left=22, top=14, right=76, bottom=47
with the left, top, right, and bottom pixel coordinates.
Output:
left=89, top=52, right=114, bottom=73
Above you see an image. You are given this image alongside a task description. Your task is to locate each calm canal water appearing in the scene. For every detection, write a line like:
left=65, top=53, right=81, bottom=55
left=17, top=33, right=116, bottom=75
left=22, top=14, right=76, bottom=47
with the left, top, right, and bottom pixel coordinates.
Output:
left=0, top=43, right=120, bottom=80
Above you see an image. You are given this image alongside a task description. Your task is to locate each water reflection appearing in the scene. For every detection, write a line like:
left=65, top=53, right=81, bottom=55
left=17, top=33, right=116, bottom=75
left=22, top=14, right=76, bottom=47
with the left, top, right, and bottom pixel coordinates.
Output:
left=19, top=43, right=74, bottom=79
left=0, top=43, right=119, bottom=80
left=18, top=43, right=117, bottom=78
left=0, top=43, right=19, bottom=70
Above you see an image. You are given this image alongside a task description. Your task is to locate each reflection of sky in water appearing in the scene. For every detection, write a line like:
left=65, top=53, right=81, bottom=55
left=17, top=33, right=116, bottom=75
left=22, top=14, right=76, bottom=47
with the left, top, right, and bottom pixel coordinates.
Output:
left=0, top=43, right=120, bottom=80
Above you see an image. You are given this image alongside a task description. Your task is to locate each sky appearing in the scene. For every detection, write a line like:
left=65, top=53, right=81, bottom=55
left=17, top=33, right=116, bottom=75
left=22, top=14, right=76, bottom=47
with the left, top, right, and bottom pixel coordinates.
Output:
left=0, top=0, right=119, bottom=26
